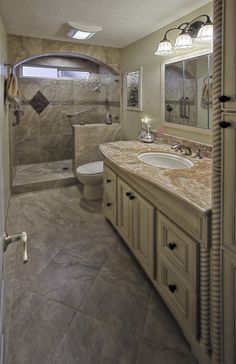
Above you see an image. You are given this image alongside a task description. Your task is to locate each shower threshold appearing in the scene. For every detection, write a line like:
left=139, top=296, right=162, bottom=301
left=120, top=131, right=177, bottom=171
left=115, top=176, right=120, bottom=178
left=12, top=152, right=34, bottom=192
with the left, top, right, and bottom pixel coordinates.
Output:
left=12, top=160, right=77, bottom=193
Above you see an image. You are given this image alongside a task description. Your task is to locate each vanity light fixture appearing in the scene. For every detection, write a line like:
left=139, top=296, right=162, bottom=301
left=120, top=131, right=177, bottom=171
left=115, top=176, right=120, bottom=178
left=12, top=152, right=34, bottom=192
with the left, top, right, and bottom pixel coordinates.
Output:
left=154, top=14, right=213, bottom=56
left=67, top=22, right=102, bottom=40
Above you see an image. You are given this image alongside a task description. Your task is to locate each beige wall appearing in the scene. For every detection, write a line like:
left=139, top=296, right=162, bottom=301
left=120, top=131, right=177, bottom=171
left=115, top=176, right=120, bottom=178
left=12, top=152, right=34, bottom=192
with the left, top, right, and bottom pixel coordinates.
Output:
left=121, top=2, right=213, bottom=144
left=7, top=35, right=121, bottom=74
left=0, top=13, right=10, bottom=219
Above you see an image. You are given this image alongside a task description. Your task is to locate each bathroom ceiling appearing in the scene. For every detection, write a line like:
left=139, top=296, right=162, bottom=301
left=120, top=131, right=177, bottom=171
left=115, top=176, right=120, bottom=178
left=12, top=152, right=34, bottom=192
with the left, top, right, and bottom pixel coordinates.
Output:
left=0, top=0, right=211, bottom=48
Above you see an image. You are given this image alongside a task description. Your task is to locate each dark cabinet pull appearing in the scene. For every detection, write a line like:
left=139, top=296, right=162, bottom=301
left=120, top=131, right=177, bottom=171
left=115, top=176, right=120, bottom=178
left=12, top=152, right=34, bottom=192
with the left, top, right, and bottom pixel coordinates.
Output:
left=219, top=95, right=231, bottom=102
left=126, top=192, right=132, bottom=196
left=168, top=284, right=177, bottom=293
left=106, top=203, right=112, bottom=207
left=219, top=121, right=231, bottom=128
left=106, top=179, right=112, bottom=183
left=168, top=243, right=177, bottom=250
left=129, top=195, right=135, bottom=200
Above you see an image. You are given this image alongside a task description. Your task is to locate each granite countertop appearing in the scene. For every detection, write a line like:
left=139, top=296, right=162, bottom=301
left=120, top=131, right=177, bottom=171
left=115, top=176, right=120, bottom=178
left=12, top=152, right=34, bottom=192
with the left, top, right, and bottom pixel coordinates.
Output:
left=99, top=141, right=212, bottom=214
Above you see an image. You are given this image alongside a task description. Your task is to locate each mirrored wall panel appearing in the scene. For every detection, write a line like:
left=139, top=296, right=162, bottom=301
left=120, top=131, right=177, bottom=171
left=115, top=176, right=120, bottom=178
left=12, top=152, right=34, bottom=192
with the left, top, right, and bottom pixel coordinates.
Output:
left=165, top=54, right=212, bottom=129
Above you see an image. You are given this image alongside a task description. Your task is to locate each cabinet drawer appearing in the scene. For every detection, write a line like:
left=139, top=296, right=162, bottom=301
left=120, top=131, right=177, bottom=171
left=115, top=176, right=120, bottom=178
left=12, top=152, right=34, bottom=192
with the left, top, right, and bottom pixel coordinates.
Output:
left=158, top=213, right=198, bottom=286
left=104, top=165, right=116, bottom=193
left=103, top=189, right=116, bottom=225
left=157, top=255, right=198, bottom=336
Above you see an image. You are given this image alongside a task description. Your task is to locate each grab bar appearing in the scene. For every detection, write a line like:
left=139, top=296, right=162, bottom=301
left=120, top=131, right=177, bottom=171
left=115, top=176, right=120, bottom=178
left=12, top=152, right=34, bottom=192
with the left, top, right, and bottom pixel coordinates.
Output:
left=66, top=107, right=96, bottom=118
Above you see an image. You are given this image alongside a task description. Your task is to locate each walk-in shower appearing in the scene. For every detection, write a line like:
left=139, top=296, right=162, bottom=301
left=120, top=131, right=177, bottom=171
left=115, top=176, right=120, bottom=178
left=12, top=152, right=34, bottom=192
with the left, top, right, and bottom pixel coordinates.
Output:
left=10, top=53, right=120, bottom=192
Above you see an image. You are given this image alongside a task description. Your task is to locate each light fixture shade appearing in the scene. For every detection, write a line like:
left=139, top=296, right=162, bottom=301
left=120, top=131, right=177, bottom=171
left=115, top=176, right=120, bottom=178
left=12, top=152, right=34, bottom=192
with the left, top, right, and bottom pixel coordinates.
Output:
left=67, top=22, right=102, bottom=40
left=154, top=40, right=173, bottom=56
left=174, top=34, right=194, bottom=49
left=196, top=24, right=213, bottom=43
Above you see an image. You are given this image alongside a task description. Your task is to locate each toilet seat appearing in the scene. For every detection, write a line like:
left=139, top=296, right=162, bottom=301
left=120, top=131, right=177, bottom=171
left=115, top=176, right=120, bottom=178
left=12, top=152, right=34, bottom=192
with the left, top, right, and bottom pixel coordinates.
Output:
left=76, top=161, right=104, bottom=176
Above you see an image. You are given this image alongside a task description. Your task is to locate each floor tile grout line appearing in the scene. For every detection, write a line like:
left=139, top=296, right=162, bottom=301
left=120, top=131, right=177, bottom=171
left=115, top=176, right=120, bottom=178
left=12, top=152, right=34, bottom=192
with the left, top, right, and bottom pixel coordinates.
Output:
left=45, top=308, right=77, bottom=364
left=76, top=254, right=110, bottom=311
left=26, top=287, right=82, bottom=312
left=76, top=307, right=157, bottom=345
left=140, top=287, right=153, bottom=337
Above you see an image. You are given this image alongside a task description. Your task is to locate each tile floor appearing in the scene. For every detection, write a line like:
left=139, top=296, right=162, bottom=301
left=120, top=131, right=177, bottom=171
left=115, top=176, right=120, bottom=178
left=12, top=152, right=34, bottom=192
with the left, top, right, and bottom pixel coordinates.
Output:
left=5, top=185, right=197, bottom=364
left=12, top=160, right=76, bottom=193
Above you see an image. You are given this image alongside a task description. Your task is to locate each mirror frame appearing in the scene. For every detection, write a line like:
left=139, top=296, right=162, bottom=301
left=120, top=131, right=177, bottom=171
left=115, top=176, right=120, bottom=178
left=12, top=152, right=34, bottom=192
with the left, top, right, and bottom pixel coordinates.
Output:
left=161, top=49, right=213, bottom=135
left=125, top=67, right=143, bottom=112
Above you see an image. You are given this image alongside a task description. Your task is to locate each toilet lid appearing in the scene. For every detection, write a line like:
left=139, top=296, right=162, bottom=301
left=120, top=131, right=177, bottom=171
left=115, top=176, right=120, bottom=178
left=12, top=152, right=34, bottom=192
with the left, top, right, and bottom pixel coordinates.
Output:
left=77, top=161, right=104, bottom=175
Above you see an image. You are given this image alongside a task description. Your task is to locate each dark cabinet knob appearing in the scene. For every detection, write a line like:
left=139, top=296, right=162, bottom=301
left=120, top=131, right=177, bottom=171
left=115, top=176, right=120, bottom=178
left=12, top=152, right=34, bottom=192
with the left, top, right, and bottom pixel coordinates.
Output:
left=106, top=179, right=112, bottom=183
left=168, top=284, right=177, bottom=293
left=129, top=195, right=135, bottom=200
left=126, top=192, right=132, bottom=196
left=219, top=95, right=231, bottom=102
left=219, top=121, right=231, bottom=128
left=106, top=203, right=112, bottom=207
left=168, top=243, right=177, bottom=250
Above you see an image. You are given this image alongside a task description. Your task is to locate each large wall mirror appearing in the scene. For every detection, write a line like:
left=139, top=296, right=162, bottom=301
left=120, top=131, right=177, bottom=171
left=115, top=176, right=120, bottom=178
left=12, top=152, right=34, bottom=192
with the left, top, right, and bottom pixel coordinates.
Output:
left=164, top=53, right=212, bottom=130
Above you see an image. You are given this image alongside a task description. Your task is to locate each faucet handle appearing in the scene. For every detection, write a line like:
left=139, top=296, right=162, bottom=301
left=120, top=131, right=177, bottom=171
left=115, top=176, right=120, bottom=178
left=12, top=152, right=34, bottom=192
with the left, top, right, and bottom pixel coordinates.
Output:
left=171, top=143, right=180, bottom=150
left=192, top=148, right=203, bottom=159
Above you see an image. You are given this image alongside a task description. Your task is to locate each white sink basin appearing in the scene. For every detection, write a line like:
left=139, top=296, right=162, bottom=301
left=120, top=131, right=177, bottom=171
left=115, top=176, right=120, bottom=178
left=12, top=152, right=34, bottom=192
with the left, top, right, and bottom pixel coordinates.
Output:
left=137, top=152, right=194, bottom=169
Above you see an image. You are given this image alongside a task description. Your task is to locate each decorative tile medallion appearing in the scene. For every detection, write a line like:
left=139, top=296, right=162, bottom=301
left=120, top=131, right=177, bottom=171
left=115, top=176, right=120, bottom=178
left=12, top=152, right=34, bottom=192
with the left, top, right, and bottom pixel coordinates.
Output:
left=29, top=91, right=49, bottom=114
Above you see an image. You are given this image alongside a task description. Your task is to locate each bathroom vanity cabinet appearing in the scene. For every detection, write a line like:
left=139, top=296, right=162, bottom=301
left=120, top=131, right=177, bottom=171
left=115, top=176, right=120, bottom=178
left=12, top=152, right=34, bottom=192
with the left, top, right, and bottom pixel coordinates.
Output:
left=117, top=177, right=155, bottom=277
left=103, top=161, right=211, bottom=361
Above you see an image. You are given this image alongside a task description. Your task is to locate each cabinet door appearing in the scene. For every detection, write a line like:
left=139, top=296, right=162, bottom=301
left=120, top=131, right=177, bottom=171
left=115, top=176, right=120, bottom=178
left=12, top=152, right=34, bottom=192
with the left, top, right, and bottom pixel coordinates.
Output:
left=223, top=251, right=236, bottom=364
left=222, top=114, right=236, bottom=254
left=103, top=189, right=116, bottom=225
left=103, top=166, right=117, bottom=225
left=222, top=0, right=236, bottom=109
left=117, top=178, right=133, bottom=249
left=133, top=193, right=155, bottom=278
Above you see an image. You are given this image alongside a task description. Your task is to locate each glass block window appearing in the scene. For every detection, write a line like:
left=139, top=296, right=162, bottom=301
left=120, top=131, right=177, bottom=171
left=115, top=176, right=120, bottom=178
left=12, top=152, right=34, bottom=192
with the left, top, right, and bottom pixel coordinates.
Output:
left=58, top=70, right=90, bottom=79
left=21, top=66, right=90, bottom=80
left=22, top=66, right=58, bottom=79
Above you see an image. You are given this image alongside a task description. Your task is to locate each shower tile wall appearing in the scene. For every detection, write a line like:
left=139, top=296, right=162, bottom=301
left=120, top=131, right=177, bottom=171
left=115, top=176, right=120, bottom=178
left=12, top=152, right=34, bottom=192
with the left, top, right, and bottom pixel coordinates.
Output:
left=15, top=71, right=120, bottom=165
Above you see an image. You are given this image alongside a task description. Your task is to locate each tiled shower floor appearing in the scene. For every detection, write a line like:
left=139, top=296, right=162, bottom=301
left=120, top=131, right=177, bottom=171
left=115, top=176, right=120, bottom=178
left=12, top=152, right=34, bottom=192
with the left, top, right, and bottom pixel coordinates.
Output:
left=12, top=160, right=77, bottom=193
left=5, top=185, right=197, bottom=364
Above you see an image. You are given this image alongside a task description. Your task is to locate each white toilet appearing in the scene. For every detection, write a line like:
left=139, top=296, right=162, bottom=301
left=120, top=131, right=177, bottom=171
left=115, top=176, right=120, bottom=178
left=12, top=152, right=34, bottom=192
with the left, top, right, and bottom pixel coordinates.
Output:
left=76, top=161, right=104, bottom=200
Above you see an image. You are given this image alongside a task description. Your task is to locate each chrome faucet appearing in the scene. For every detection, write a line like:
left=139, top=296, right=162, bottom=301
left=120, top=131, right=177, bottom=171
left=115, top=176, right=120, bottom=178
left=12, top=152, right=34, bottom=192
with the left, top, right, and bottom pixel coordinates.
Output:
left=171, top=143, right=192, bottom=155
left=181, top=146, right=192, bottom=155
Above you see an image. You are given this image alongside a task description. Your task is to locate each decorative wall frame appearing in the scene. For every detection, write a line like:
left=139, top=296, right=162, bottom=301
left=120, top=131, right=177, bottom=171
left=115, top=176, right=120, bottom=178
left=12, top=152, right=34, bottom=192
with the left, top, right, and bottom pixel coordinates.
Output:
left=125, top=67, right=142, bottom=111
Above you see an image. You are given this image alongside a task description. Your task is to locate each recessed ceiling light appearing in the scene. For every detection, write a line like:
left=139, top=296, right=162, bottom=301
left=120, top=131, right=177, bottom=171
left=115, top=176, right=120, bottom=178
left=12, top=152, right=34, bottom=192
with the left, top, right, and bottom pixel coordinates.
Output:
left=67, top=22, right=102, bottom=40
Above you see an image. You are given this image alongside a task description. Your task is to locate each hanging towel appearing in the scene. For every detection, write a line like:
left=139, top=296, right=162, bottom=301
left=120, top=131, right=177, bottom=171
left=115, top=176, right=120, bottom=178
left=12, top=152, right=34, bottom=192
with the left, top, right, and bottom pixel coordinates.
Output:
left=201, top=79, right=212, bottom=109
left=5, top=74, right=21, bottom=102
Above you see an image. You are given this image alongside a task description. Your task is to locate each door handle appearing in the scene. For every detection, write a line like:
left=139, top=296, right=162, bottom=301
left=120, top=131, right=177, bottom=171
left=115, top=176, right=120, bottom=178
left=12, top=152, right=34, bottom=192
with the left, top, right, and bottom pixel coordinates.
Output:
left=219, top=95, right=231, bottom=102
left=3, top=232, right=28, bottom=264
left=219, top=121, right=231, bottom=128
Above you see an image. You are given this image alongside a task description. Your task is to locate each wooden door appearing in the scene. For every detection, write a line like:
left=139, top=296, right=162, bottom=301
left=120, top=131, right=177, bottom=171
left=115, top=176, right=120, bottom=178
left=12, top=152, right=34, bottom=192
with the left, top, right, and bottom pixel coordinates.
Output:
left=222, top=0, right=236, bottom=110
left=222, top=114, right=236, bottom=254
